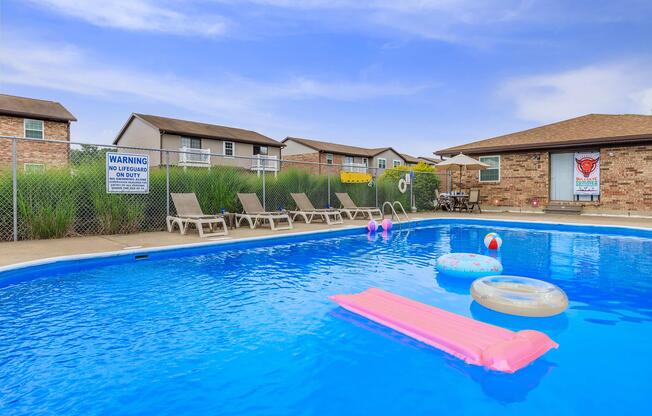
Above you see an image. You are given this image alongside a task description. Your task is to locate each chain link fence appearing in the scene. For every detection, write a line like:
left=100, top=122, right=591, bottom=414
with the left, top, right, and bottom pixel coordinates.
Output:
left=0, top=136, right=450, bottom=241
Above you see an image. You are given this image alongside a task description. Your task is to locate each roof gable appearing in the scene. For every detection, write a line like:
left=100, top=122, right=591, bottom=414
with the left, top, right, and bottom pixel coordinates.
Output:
left=283, top=136, right=403, bottom=159
left=436, top=114, right=652, bottom=156
left=0, top=94, right=76, bottom=122
left=114, top=113, right=282, bottom=146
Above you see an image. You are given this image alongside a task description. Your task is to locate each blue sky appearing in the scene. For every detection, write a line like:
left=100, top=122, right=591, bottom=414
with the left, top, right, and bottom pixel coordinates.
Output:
left=1, top=1, right=651, bottom=156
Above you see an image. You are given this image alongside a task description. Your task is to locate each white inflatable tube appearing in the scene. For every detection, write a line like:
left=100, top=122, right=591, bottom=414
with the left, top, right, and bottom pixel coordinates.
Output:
left=471, top=275, right=568, bottom=317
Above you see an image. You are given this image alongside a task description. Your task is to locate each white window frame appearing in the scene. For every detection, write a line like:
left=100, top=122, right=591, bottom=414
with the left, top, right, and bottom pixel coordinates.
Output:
left=393, top=159, right=402, bottom=168
left=24, top=119, right=44, bottom=140
left=326, top=153, right=333, bottom=165
left=24, top=163, right=45, bottom=173
left=362, top=157, right=368, bottom=167
left=377, top=158, right=387, bottom=169
left=478, top=155, right=501, bottom=183
left=223, top=141, right=235, bottom=158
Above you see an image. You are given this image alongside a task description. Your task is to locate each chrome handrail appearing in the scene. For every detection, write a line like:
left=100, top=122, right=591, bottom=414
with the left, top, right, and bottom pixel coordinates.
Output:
left=381, top=201, right=409, bottom=223
left=393, top=201, right=410, bottom=221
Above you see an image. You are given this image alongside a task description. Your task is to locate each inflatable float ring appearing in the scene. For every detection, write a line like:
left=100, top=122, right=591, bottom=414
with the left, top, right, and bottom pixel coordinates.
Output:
left=398, top=178, right=407, bottom=194
left=436, top=253, right=503, bottom=279
left=471, top=275, right=568, bottom=317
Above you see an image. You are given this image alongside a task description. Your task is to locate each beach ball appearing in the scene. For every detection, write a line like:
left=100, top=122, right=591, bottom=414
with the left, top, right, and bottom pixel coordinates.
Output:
left=381, top=218, right=393, bottom=231
left=484, top=232, right=502, bottom=250
left=367, top=220, right=378, bottom=233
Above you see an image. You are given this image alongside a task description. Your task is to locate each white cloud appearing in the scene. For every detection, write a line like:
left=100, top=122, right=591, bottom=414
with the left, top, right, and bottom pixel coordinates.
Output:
left=499, top=63, right=652, bottom=122
left=25, top=0, right=228, bottom=37
left=0, top=37, right=431, bottom=120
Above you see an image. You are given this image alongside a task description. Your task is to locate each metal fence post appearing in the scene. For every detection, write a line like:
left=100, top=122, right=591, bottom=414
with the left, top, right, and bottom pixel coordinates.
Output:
left=11, top=137, right=17, bottom=241
left=410, top=171, right=415, bottom=212
left=262, top=168, right=266, bottom=211
left=165, top=150, right=170, bottom=218
left=327, top=170, right=331, bottom=208
left=375, top=169, right=379, bottom=208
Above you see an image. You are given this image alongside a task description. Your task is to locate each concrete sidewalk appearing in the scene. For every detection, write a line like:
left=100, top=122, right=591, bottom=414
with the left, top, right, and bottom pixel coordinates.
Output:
left=1, top=211, right=651, bottom=268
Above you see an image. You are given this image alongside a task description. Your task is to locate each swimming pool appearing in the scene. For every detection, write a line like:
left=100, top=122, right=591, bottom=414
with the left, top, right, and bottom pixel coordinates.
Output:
left=1, top=219, right=651, bottom=415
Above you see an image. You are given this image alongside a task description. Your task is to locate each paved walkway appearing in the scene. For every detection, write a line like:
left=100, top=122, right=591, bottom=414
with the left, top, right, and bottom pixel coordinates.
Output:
left=1, top=212, right=651, bottom=268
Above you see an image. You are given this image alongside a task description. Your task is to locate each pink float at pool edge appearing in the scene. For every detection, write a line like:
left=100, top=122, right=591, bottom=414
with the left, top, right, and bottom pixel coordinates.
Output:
left=330, top=288, right=558, bottom=373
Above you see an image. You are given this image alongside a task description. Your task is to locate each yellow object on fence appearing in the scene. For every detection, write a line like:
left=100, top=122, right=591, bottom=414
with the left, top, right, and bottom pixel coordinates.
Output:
left=340, top=171, right=373, bottom=184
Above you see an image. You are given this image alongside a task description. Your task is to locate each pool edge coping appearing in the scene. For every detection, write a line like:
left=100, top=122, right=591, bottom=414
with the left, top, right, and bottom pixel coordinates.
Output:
left=2, top=216, right=652, bottom=274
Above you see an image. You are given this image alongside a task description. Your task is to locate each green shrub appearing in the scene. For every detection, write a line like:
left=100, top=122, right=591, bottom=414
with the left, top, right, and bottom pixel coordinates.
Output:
left=16, top=169, right=76, bottom=239
left=0, top=161, right=437, bottom=240
left=381, top=163, right=440, bottom=211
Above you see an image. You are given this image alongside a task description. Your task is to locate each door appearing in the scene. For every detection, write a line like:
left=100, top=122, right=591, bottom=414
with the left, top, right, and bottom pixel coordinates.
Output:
left=550, top=153, right=573, bottom=201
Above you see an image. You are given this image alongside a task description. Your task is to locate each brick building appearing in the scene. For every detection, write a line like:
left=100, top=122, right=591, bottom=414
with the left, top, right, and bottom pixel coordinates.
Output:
left=436, top=114, right=652, bottom=215
left=0, top=94, right=76, bottom=171
left=282, top=137, right=407, bottom=175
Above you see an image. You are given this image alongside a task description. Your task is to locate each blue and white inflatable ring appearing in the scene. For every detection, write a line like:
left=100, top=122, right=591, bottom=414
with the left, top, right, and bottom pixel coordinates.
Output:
left=436, top=253, right=503, bottom=279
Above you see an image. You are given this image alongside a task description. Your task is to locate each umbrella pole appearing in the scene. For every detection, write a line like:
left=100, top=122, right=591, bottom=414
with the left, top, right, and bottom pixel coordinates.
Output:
left=459, top=165, right=462, bottom=193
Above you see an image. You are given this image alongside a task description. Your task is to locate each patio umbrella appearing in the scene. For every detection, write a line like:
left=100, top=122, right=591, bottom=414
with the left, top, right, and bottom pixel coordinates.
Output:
left=435, top=153, right=489, bottom=192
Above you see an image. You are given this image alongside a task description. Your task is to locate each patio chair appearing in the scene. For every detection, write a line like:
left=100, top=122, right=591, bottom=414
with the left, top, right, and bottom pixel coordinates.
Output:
left=290, top=193, right=344, bottom=225
left=166, top=193, right=228, bottom=237
left=335, top=192, right=382, bottom=220
left=236, top=193, right=293, bottom=231
left=466, top=189, right=482, bottom=213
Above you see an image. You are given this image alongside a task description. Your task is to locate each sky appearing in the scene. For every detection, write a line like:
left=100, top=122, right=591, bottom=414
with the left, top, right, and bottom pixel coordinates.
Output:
left=1, top=1, right=652, bottom=156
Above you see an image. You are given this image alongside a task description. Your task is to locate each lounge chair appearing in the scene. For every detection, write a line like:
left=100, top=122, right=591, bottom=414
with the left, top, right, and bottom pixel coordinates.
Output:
left=465, top=188, right=482, bottom=213
left=290, top=193, right=344, bottom=225
left=236, top=193, right=293, bottom=231
left=166, top=193, right=228, bottom=237
left=335, top=192, right=382, bottom=220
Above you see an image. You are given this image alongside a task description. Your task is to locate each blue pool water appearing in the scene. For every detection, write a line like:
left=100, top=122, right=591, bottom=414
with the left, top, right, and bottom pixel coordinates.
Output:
left=1, top=220, right=651, bottom=415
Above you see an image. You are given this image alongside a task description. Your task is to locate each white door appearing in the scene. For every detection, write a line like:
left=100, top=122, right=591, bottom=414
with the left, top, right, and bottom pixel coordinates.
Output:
left=550, top=153, right=574, bottom=201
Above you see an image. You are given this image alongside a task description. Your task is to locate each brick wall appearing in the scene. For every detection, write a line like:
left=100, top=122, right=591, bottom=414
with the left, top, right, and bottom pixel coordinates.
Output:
left=460, top=145, right=652, bottom=214
left=0, top=116, right=71, bottom=169
left=460, top=151, right=549, bottom=210
left=281, top=151, right=343, bottom=175
left=598, top=144, right=652, bottom=214
left=282, top=152, right=320, bottom=174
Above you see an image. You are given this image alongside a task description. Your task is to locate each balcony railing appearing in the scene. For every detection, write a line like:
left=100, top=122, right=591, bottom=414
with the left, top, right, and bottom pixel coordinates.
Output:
left=342, top=163, right=367, bottom=173
left=179, top=147, right=211, bottom=166
left=251, top=155, right=279, bottom=173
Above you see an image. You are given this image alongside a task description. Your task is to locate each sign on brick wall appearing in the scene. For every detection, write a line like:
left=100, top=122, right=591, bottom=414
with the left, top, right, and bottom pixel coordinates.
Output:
left=573, top=151, right=600, bottom=195
left=106, top=152, right=150, bottom=194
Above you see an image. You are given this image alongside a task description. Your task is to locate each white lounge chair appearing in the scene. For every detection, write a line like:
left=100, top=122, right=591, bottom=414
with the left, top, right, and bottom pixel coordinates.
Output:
left=236, top=193, right=293, bottom=231
left=335, top=192, right=382, bottom=220
left=290, top=193, right=344, bottom=225
left=167, top=193, right=228, bottom=237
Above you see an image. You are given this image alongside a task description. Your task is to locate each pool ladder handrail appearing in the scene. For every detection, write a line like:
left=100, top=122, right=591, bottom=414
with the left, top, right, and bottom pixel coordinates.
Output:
left=381, top=201, right=410, bottom=223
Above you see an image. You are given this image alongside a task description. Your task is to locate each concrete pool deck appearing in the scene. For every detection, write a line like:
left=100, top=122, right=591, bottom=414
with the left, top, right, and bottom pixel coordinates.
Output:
left=2, top=211, right=652, bottom=268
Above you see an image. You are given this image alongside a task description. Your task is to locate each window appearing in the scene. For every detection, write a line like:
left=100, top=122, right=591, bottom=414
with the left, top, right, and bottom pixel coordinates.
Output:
left=224, top=141, right=235, bottom=157
left=326, top=153, right=333, bottom=165
left=344, top=156, right=354, bottom=166
left=253, top=145, right=268, bottom=156
left=181, top=137, right=201, bottom=149
left=393, top=160, right=402, bottom=168
left=377, top=158, right=387, bottom=169
left=24, top=119, right=44, bottom=139
left=24, top=163, right=45, bottom=173
left=479, top=156, right=500, bottom=182
left=362, top=158, right=368, bottom=167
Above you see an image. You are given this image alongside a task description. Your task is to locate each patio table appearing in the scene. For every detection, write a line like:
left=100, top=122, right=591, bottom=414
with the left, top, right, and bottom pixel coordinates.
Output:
left=443, top=193, right=469, bottom=212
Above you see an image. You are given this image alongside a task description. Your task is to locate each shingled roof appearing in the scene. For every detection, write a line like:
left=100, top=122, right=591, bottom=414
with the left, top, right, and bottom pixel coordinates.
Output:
left=283, top=136, right=397, bottom=158
left=0, top=94, right=76, bottom=122
left=436, top=114, right=652, bottom=156
left=114, top=113, right=282, bottom=146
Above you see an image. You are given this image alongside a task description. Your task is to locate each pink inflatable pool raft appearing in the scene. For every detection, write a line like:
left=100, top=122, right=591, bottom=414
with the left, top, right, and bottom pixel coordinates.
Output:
left=330, top=288, right=558, bottom=373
